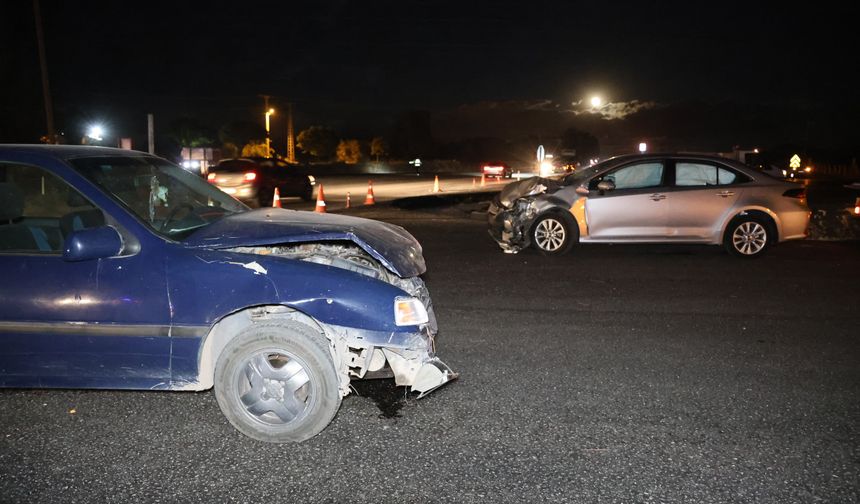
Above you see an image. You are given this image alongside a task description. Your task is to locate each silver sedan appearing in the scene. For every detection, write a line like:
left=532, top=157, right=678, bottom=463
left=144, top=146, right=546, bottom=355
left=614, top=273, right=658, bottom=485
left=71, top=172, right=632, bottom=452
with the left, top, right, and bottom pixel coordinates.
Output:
left=488, top=154, right=811, bottom=258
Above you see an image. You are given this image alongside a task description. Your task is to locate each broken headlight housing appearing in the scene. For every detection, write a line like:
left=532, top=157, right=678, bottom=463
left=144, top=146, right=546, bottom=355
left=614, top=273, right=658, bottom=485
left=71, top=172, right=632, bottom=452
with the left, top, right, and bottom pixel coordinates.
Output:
left=394, top=296, right=429, bottom=326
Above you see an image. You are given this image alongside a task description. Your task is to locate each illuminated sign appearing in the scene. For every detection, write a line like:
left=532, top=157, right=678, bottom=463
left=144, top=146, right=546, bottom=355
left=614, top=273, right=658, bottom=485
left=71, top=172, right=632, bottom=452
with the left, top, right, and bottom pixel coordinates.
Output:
left=789, top=154, right=801, bottom=169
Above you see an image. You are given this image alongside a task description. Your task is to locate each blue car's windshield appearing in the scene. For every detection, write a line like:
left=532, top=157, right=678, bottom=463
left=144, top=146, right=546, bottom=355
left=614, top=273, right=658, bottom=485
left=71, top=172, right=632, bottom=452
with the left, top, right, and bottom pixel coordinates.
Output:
left=71, top=155, right=248, bottom=240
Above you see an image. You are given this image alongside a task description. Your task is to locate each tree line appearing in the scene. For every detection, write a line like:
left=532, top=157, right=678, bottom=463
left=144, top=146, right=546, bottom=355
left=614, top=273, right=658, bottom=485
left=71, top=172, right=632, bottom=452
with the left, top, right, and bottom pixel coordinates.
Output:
left=165, top=114, right=600, bottom=167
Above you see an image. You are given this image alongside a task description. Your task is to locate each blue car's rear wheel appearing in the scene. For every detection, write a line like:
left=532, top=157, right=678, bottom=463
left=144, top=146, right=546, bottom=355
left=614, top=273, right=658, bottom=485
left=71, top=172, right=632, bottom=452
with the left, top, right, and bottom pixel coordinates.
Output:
left=214, top=321, right=341, bottom=443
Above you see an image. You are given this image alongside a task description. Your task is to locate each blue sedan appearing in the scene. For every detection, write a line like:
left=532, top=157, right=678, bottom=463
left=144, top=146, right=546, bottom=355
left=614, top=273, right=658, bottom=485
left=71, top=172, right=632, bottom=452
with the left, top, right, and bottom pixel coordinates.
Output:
left=0, top=145, right=456, bottom=442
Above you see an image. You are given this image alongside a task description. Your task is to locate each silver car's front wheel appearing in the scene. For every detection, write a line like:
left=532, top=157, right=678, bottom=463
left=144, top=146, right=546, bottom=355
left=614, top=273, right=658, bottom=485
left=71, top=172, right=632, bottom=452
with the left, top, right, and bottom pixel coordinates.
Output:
left=725, top=215, right=771, bottom=258
left=214, top=321, right=341, bottom=443
left=530, top=214, right=576, bottom=255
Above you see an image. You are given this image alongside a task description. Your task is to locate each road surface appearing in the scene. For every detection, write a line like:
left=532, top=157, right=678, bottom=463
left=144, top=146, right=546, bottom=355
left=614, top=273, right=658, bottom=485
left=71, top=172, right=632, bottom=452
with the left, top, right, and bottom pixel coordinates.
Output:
left=1, top=202, right=858, bottom=503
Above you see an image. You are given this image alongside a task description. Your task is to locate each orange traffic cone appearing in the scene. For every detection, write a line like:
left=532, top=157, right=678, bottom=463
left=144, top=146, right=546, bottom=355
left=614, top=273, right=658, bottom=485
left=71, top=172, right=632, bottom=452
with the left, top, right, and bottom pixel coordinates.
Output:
left=345, top=191, right=351, bottom=209
left=364, top=181, right=375, bottom=205
left=432, top=175, right=442, bottom=193
left=480, top=173, right=486, bottom=187
left=272, top=187, right=282, bottom=208
left=315, top=184, right=326, bottom=213
left=472, top=177, right=477, bottom=187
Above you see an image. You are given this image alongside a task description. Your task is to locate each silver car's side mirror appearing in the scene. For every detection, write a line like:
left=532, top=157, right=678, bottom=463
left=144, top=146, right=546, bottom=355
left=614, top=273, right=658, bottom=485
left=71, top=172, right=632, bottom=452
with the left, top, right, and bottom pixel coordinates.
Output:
left=597, top=180, right=616, bottom=193
left=575, top=185, right=589, bottom=196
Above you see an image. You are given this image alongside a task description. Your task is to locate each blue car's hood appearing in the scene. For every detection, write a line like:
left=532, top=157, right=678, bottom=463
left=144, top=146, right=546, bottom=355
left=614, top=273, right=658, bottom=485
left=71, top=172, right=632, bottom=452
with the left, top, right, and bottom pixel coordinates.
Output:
left=182, top=208, right=425, bottom=277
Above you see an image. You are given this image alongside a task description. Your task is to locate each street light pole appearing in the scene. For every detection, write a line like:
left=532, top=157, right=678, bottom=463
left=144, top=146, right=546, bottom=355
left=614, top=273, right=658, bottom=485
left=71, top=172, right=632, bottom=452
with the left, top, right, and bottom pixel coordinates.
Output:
left=265, top=108, right=275, bottom=158
left=259, top=94, right=272, bottom=158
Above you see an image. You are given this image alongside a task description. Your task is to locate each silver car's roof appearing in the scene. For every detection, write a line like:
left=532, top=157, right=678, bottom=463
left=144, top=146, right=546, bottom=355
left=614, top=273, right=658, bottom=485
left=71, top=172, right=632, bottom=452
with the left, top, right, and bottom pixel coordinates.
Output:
left=569, top=153, right=778, bottom=185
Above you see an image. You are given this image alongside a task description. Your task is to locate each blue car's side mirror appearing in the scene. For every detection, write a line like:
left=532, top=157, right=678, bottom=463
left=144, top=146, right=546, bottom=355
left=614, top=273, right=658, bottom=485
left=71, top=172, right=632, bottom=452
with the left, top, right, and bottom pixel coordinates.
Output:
left=63, top=226, right=123, bottom=262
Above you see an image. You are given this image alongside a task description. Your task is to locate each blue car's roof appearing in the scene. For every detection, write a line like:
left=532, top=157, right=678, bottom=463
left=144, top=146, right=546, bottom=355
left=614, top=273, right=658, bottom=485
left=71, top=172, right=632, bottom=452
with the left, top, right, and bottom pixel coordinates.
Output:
left=0, top=144, right=154, bottom=161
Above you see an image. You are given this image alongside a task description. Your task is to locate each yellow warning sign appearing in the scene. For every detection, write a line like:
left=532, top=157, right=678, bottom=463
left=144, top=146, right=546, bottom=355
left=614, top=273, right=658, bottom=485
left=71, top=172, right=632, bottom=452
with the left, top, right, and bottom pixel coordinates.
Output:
left=789, top=154, right=801, bottom=169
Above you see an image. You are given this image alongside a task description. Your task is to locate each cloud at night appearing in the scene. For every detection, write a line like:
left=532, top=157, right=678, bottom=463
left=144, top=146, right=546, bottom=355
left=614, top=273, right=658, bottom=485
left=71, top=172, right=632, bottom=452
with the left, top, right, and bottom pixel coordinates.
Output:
left=568, top=99, right=658, bottom=120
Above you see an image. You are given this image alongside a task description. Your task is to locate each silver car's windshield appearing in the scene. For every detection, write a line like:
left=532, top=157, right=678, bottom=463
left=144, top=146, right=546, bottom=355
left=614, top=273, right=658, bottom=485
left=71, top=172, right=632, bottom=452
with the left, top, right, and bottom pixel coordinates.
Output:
left=563, top=163, right=606, bottom=185
left=71, top=155, right=248, bottom=239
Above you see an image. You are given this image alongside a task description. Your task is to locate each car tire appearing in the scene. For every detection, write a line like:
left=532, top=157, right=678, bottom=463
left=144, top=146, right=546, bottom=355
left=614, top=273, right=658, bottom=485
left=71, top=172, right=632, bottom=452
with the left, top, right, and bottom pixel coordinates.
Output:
left=257, top=188, right=274, bottom=208
left=530, top=212, right=577, bottom=255
left=214, top=320, right=341, bottom=443
left=724, top=214, right=772, bottom=258
left=300, top=185, right=313, bottom=202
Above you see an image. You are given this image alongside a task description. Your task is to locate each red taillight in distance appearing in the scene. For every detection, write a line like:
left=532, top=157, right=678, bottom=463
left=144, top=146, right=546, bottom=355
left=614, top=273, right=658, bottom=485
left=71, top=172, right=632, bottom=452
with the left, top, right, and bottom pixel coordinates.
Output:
left=243, top=172, right=257, bottom=182
left=782, top=188, right=806, bottom=200
left=206, top=173, right=216, bottom=183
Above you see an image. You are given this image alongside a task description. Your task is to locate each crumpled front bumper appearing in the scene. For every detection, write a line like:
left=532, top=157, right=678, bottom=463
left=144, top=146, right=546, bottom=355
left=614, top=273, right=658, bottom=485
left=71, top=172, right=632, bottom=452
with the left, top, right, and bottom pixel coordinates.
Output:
left=487, top=198, right=536, bottom=254
left=323, top=323, right=457, bottom=399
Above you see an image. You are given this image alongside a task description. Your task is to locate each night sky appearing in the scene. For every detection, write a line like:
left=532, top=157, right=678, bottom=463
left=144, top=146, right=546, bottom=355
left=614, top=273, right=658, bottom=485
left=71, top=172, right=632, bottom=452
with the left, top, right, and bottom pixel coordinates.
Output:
left=2, top=1, right=858, bottom=157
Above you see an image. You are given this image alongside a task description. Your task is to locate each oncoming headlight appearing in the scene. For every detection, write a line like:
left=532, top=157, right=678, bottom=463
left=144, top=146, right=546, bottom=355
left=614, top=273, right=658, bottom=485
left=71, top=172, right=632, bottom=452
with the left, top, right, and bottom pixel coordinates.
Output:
left=394, top=297, right=429, bottom=326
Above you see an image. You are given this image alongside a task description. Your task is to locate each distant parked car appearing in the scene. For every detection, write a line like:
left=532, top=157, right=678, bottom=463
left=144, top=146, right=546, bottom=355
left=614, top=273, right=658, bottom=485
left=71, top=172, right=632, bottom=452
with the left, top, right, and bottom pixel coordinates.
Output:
left=208, top=157, right=314, bottom=207
left=481, top=162, right=512, bottom=179
left=0, top=145, right=455, bottom=443
left=847, top=183, right=860, bottom=218
left=488, top=153, right=811, bottom=258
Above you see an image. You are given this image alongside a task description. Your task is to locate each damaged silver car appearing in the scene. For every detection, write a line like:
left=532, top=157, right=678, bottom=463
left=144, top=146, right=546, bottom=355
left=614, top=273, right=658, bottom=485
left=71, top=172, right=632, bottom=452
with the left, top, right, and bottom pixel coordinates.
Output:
left=488, top=153, right=810, bottom=257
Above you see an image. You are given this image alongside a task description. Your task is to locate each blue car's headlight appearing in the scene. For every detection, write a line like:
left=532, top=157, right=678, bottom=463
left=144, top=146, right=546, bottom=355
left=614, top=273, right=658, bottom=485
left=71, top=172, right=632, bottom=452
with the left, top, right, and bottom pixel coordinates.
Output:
left=394, top=297, right=429, bottom=326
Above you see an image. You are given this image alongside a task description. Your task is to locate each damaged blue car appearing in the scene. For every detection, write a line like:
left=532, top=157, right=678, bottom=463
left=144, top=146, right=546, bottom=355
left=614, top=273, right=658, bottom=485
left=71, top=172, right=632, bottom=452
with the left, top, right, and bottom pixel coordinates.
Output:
left=0, top=145, right=456, bottom=442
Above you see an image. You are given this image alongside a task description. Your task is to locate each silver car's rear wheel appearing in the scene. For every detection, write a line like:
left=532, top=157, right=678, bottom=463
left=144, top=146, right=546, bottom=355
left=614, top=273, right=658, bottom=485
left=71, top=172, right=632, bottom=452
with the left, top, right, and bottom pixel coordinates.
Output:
left=531, top=213, right=576, bottom=255
left=725, top=215, right=771, bottom=258
left=214, top=321, right=341, bottom=443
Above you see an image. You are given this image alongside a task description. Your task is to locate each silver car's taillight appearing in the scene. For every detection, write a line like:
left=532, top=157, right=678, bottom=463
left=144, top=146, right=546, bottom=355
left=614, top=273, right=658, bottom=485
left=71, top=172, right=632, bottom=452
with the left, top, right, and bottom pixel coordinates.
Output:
left=782, top=188, right=806, bottom=199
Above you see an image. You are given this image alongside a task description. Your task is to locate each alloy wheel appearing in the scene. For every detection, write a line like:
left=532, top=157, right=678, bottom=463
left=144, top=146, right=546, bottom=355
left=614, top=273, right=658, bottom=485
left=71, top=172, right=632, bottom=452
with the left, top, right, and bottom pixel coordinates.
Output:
left=732, top=221, right=767, bottom=255
left=236, top=350, right=313, bottom=426
left=534, top=218, right=567, bottom=252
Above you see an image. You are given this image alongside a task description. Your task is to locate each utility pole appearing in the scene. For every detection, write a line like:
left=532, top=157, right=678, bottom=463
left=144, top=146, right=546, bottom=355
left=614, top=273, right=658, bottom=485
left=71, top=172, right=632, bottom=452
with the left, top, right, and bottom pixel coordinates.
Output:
left=286, top=102, right=296, bottom=163
left=33, top=0, right=55, bottom=143
left=147, top=114, right=155, bottom=154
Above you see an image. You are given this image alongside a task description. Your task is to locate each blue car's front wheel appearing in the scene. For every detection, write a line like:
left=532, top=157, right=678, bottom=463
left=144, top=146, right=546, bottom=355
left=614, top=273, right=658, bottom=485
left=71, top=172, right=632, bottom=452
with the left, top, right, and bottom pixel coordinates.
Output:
left=214, top=320, right=341, bottom=443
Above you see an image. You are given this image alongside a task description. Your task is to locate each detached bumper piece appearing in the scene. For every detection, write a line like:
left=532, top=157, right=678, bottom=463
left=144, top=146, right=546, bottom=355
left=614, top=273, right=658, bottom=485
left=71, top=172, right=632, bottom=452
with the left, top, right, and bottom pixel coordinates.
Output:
left=381, top=348, right=458, bottom=399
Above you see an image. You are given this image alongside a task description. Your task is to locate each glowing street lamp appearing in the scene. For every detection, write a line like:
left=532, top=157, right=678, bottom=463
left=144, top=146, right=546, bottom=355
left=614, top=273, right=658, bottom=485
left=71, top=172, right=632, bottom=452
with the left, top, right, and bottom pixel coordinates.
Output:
left=265, top=108, right=275, bottom=157
left=638, top=142, right=647, bottom=153
left=88, top=125, right=103, bottom=141
left=82, top=124, right=104, bottom=144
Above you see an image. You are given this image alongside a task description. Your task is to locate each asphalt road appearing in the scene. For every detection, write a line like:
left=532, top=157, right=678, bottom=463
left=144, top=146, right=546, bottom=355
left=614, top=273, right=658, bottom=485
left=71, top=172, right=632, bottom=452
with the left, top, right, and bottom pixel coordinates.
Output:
left=1, top=205, right=858, bottom=503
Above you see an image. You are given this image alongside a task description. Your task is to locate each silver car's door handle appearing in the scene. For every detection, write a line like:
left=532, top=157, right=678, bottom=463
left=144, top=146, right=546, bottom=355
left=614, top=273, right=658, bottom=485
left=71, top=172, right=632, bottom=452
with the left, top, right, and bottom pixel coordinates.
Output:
left=717, top=191, right=735, bottom=197
left=649, top=193, right=667, bottom=201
